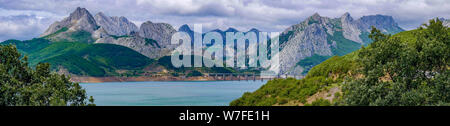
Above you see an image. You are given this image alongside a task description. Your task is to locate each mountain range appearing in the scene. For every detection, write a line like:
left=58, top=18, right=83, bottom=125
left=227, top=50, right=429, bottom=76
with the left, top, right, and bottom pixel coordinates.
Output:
left=2, top=7, right=408, bottom=79
left=277, top=12, right=404, bottom=75
left=230, top=18, right=449, bottom=106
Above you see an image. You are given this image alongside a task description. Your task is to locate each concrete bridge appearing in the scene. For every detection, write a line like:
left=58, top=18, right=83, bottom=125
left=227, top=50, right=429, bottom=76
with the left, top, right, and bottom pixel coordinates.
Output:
left=206, top=73, right=304, bottom=81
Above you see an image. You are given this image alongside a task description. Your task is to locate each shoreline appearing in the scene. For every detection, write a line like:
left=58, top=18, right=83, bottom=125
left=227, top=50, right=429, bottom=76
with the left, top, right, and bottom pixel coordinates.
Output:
left=70, top=76, right=275, bottom=83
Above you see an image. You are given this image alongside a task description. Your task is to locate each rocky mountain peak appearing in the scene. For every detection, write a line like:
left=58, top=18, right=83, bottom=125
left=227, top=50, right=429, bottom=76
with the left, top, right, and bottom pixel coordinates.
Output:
left=340, top=12, right=362, bottom=43
left=68, top=7, right=94, bottom=21
left=94, top=12, right=138, bottom=36
left=40, top=7, right=98, bottom=37
left=139, top=21, right=177, bottom=48
left=311, top=13, right=321, bottom=19
left=95, top=12, right=108, bottom=19
left=277, top=12, right=404, bottom=75
left=341, top=12, right=353, bottom=22
left=306, top=13, right=323, bottom=23
left=178, top=24, right=192, bottom=32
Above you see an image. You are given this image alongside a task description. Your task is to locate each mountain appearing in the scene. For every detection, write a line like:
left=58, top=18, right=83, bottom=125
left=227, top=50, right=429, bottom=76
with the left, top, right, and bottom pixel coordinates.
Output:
left=94, top=12, right=138, bottom=36
left=230, top=19, right=449, bottom=106
left=6, top=7, right=408, bottom=79
left=277, top=13, right=404, bottom=75
left=139, top=21, right=177, bottom=49
left=41, top=7, right=98, bottom=37
left=178, top=25, right=260, bottom=42
left=40, top=7, right=98, bottom=43
left=2, top=38, right=153, bottom=76
left=177, top=25, right=261, bottom=57
left=40, top=7, right=176, bottom=59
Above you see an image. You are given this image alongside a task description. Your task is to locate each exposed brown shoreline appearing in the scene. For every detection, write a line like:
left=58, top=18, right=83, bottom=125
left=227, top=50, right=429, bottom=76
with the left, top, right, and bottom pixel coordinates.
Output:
left=70, top=76, right=217, bottom=83
left=70, top=76, right=274, bottom=83
left=69, top=74, right=306, bottom=83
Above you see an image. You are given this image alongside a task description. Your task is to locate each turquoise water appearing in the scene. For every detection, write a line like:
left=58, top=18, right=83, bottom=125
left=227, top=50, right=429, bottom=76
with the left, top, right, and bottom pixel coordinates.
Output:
left=80, top=81, right=266, bottom=106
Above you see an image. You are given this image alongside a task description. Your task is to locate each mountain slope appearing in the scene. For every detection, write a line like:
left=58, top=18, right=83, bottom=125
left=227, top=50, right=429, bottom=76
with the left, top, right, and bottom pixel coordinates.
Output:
left=40, top=7, right=98, bottom=43
left=94, top=12, right=138, bottom=36
left=278, top=13, right=404, bottom=75
left=230, top=19, right=448, bottom=106
left=2, top=39, right=154, bottom=76
left=40, top=7, right=176, bottom=59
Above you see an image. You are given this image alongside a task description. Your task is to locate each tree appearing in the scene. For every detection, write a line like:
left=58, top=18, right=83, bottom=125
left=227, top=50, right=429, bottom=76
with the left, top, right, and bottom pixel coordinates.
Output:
left=0, top=44, right=94, bottom=106
left=342, top=19, right=449, bottom=106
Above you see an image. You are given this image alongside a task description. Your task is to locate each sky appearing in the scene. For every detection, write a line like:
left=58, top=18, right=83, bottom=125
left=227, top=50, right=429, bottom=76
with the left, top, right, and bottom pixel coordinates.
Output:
left=0, top=0, right=449, bottom=42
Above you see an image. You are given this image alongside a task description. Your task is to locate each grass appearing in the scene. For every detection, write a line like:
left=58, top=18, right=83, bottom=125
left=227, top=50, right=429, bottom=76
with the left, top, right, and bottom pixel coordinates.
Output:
left=42, top=27, right=69, bottom=39
left=42, top=54, right=106, bottom=76
left=1, top=38, right=52, bottom=55
left=296, top=54, right=332, bottom=74
left=230, top=77, right=334, bottom=106
left=230, top=48, right=359, bottom=106
left=42, top=27, right=95, bottom=43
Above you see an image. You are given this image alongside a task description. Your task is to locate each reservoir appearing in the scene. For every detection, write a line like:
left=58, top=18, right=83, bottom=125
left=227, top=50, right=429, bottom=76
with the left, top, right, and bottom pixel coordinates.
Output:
left=80, top=81, right=266, bottom=106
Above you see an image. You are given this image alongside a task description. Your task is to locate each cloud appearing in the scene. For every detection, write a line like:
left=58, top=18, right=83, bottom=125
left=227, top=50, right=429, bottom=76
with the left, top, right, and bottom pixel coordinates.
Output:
left=0, top=0, right=449, bottom=41
left=0, top=13, right=56, bottom=42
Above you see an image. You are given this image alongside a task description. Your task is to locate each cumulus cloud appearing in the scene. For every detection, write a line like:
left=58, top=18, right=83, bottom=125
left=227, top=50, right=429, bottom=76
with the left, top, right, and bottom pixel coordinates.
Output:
left=0, top=12, right=57, bottom=41
left=0, top=0, right=449, bottom=41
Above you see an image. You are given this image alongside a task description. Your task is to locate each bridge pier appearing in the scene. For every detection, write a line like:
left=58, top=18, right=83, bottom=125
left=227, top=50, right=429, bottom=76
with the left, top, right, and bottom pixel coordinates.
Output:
left=253, top=73, right=256, bottom=81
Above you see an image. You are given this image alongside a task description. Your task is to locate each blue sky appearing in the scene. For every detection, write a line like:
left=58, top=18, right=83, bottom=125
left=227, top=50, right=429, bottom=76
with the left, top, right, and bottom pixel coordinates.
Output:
left=0, top=0, right=449, bottom=41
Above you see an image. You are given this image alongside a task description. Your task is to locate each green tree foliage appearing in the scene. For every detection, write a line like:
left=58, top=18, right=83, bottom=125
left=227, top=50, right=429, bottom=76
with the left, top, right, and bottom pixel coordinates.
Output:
left=342, top=19, right=449, bottom=106
left=0, top=45, right=94, bottom=106
left=230, top=77, right=334, bottom=106
left=305, top=98, right=331, bottom=106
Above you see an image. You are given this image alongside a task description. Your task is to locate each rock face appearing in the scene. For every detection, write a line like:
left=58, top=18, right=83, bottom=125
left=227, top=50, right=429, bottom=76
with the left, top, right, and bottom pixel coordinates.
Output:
left=178, top=24, right=196, bottom=43
left=40, top=7, right=98, bottom=37
left=94, top=12, right=138, bottom=36
left=341, top=13, right=363, bottom=43
left=442, top=19, right=450, bottom=27
left=94, top=32, right=171, bottom=58
left=278, top=13, right=335, bottom=75
left=277, top=13, right=404, bottom=75
left=139, top=21, right=177, bottom=48
left=357, top=14, right=403, bottom=34
left=40, top=7, right=179, bottom=59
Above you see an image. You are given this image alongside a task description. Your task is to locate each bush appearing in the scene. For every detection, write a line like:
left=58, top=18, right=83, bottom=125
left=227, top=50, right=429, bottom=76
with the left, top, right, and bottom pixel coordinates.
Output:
left=0, top=44, right=94, bottom=106
left=305, top=98, right=331, bottom=106
left=342, top=19, right=450, bottom=106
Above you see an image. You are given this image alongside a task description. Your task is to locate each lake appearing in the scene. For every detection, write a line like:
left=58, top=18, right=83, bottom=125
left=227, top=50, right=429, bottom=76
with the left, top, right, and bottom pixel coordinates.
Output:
left=80, top=81, right=266, bottom=106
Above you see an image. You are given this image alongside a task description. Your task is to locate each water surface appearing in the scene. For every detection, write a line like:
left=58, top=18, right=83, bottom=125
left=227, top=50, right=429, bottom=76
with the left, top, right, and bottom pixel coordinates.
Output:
left=80, top=81, right=266, bottom=106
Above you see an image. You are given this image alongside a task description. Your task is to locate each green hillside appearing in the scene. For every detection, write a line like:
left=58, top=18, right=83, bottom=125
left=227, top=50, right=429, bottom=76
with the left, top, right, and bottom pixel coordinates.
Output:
left=2, top=38, right=239, bottom=77
left=231, top=19, right=449, bottom=106
left=2, top=39, right=154, bottom=77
